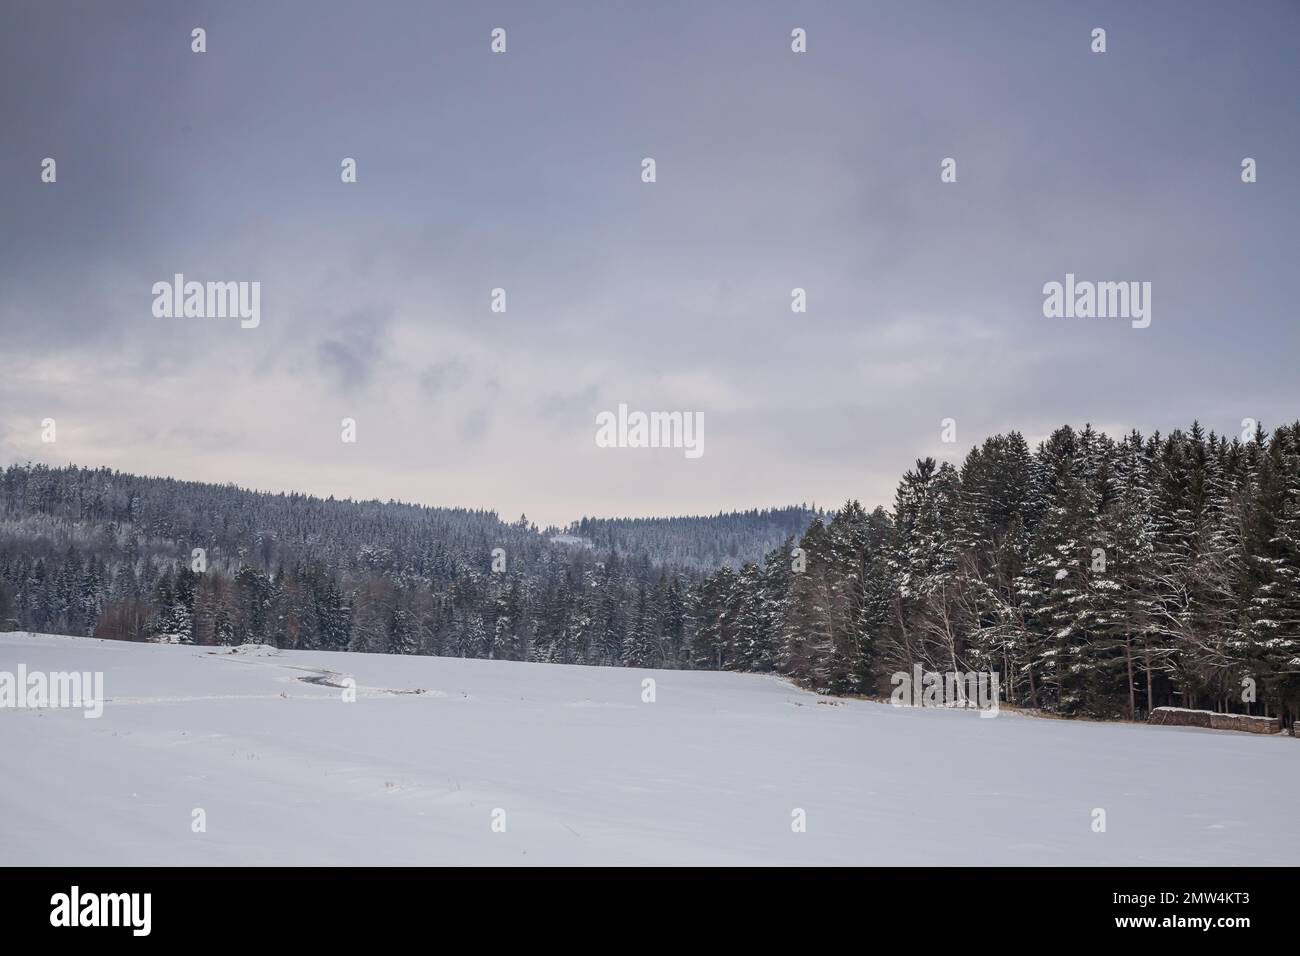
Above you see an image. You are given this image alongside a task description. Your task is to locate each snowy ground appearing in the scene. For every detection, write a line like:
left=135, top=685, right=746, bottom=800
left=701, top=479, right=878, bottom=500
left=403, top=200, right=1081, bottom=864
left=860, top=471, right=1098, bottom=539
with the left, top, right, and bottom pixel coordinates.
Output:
left=1, top=632, right=1296, bottom=865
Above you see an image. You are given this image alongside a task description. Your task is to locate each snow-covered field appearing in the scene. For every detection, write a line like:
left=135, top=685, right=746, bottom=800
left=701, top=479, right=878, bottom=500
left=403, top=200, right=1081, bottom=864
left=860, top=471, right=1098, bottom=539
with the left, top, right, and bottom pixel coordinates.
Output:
left=1, top=632, right=1296, bottom=865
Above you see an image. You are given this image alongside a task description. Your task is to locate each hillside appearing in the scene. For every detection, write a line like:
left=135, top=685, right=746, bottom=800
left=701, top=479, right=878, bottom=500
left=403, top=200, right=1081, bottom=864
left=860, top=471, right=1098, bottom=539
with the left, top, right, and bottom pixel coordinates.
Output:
left=557, top=506, right=820, bottom=570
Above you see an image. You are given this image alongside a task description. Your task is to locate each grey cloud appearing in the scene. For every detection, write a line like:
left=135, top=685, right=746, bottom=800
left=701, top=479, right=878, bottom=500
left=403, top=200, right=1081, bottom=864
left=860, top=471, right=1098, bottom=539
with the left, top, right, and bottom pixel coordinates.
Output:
left=315, top=310, right=391, bottom=391
left=418, top=360, right=472, bottom=397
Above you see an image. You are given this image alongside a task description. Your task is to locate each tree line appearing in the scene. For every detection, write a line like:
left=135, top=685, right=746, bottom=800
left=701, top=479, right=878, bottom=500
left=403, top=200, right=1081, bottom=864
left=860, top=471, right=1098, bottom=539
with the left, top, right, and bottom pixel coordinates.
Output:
left=690, top=421, right=1300, bottom=725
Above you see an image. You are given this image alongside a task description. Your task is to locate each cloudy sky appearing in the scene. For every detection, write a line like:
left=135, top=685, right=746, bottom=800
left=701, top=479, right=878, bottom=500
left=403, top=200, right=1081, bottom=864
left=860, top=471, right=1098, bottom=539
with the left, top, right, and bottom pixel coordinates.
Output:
left=2, top=0, right=1296, bottom=528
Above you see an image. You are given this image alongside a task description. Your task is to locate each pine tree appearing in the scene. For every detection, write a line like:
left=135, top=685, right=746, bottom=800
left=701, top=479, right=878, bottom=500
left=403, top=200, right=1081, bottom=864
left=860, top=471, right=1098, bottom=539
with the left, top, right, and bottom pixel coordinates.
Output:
left=625, top=584, right=657, bottom=668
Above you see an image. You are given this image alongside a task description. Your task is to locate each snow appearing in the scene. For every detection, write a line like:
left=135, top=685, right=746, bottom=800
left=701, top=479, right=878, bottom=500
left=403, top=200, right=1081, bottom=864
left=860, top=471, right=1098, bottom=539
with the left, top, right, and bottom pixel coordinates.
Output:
left=1154, top=706, right=1263, bottom=716
left=2, top=631, right=1297, bottom=865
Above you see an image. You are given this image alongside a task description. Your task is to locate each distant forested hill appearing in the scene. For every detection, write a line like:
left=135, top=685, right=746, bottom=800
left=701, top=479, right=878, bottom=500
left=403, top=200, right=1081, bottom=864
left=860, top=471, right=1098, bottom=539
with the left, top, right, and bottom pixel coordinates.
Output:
left=0, top=464, right=798, bottom=666
left=557, top=506, right=820, bottom=570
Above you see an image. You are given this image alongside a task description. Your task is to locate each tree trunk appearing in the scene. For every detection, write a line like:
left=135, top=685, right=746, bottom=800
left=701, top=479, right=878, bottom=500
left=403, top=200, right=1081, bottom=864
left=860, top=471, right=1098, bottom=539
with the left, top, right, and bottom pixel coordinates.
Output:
left=1124, top=636, right=1136, bottom=721
left=1143, top=640, right=1154, bottom=718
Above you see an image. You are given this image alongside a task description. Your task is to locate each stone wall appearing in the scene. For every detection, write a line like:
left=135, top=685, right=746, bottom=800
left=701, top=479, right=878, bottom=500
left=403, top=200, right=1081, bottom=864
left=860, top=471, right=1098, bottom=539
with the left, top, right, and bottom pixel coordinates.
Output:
left=1148, top=706, right=1281, bottom=735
